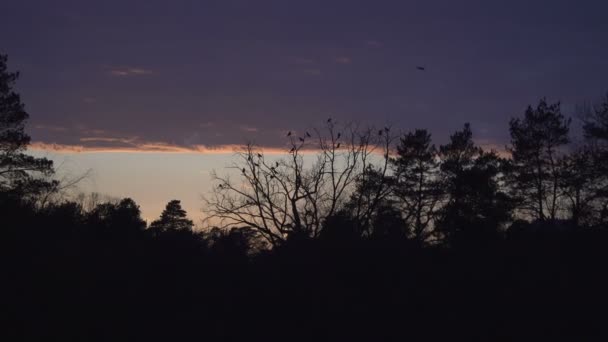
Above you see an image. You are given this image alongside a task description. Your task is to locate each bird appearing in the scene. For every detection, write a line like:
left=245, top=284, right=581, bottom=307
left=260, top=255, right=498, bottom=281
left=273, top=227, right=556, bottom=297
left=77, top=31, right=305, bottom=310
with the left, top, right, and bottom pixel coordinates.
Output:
left=337, top=132, right=341, bottom=139
left=287, top=131, right=292, bottom=137
left=242, top=168, right=246, bottom=173
left=336, top=143, right=341, bottom=148
left=327, top=118, right=332, bottom=123
left=299, top=137, right=305, bottom=142
left=416, top=66, right=426, bottom=71
left=275, top=161, right=279, bottom=167
left=289, top=147, right=295, bottom=153
left=218, top=184, right=223, bottom=189
left=306, top=132, right=311, bottom=137
left=378, top=130, right=383, bottom=136
left=257, top=153, right=262, bottom=158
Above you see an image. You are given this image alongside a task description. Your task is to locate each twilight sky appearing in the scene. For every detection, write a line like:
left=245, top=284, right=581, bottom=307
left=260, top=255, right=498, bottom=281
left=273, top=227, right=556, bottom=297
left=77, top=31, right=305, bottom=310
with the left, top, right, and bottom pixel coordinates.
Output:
left=2, top=0, right=608, bottom=222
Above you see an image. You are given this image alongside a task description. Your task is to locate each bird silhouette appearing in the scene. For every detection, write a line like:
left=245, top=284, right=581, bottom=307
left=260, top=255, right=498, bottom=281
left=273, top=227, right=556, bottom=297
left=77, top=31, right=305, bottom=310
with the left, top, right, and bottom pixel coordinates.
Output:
left=287, top=131, right=292, bottom=137
left=242, top=168, right=246, bottom=173
left=336, top=143, right=341, bottom=148
left=257, top=153, right=262, bottom=158
left=337, top=132, right=341, bottom=139
left=276, top=161, right=279, bottom=167
left=327, top=118, right=332, bottom=123
left=289, top=147, right=295, bottom=153
left=416, top=66, right=426, bottom=71
left=378, top=130, right=383, bottom=136
left=306, top=132, right=311, bottom=137
left=299, top=137, right=305, bottom=142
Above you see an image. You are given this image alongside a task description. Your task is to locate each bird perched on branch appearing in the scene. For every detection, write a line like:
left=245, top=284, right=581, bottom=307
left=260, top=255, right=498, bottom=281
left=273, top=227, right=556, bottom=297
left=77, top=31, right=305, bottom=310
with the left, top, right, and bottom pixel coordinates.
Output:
left=287, top=131, right=292, bottom=137
left=306, top=132, right=311, bottom=137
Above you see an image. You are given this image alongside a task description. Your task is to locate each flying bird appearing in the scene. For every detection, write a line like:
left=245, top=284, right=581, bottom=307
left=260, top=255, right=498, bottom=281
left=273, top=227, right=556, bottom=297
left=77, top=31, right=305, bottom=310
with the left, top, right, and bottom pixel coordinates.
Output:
left=416, top=66, right=426, bottom=71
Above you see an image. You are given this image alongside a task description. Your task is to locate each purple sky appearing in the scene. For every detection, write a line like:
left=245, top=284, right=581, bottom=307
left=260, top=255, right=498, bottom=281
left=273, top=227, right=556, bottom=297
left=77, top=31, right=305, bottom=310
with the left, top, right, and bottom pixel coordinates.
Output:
left=3, top=0, right=608, bottom=152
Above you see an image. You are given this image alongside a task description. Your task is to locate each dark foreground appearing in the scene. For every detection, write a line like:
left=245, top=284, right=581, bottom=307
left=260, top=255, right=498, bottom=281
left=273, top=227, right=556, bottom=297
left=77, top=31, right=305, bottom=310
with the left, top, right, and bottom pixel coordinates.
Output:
left=4, top=203, right=608, bottom=341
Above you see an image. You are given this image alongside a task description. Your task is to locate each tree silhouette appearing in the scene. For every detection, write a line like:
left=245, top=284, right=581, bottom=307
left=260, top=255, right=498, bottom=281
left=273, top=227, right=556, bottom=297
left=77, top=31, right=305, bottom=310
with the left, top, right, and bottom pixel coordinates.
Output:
left=205, top=122, right=391, bottom=246
left=87, top=198, right=146, bottom=237
left=508, top=99, right=571, bottom=221
left=560, top=146, right=607, bottom=226
left=149, top=200, right=194, bottom=234
left=436, top=124, right=513, bottom=244
left=0, top=54, right=55, bottom=199
left=391, top=129, right=442, bottom=242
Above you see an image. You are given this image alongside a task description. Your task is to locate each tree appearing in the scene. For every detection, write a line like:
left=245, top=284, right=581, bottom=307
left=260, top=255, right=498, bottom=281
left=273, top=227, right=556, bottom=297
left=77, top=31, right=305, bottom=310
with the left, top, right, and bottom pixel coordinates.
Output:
left=559, top=148, right=606, bottom=226
left=582, top=92, right=608, bottom=144
left=204, top=122, right=391, bottom=247
left=436, top=123, right=513, bottom=243
left=149, top=200, right=194, bottom=233
left=0, top=54, right=55, bottom=199
left=390, top=129, right=442, bottom=242
left=508, top=99, right=571, bottom=221
left=87, top=198, right=146, bottom=237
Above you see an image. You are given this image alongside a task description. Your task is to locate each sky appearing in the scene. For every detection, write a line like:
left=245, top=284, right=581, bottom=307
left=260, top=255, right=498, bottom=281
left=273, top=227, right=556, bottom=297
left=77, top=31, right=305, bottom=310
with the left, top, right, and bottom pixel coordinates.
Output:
left=2, top=0, right=608, bottom=222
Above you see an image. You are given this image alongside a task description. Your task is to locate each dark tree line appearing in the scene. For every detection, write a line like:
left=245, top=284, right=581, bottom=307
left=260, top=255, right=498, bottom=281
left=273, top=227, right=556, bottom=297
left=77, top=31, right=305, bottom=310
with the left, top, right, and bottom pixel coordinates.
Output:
left=4, top=53, right=608, bottom=341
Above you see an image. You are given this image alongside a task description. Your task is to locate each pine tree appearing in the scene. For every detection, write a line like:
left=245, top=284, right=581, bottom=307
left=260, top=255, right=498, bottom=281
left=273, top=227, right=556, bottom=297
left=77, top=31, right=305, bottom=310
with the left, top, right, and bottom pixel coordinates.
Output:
left=508, top=99, right=570, bottom=221
left=0, top=54, right=55, bottom=197
left=150, top=200, right=194, bottom=233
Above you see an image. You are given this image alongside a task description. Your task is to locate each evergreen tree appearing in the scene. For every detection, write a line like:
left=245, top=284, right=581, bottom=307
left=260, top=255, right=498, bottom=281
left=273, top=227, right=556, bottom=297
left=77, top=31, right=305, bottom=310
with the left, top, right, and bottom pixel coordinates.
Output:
left=508, top=99, right=570, bottom=221
left=436, top=124, right=513, bottom=243
left=391, top=129, right=442, bottom=241
left=150, top=200, right=193, bottom=233
left=0, top=54, right=55, bottom=198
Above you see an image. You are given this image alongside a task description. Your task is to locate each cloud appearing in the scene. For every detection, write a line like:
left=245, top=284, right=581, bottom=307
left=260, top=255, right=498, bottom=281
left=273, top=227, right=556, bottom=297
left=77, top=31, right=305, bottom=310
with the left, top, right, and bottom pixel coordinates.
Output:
left=366, top=40, right=383, bottom=47
left=303, top=69, right=322, bottom=75
left=239, top=125, right=259, bottom=133
left=108, top=67, right=154, bottom=77
left=34, top=124, right=68, bottom=132
left=199, top=121, right=216, bottom=128
left=29, top=141, right=306, bottom=155
left=334, top=57, right=351, bottom=64
left=291, top=57, right=315, bottom=65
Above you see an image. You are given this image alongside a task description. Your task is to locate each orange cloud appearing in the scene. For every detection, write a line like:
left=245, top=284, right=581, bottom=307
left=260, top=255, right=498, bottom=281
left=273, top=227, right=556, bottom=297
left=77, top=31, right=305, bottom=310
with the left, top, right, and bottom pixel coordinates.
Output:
left=29, top=141, right=311, bottom=155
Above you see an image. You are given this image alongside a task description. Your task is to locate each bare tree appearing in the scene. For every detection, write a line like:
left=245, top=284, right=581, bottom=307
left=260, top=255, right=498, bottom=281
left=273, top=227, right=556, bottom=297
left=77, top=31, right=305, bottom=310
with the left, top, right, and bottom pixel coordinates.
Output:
left=203, top=122, right=393, bottom=246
